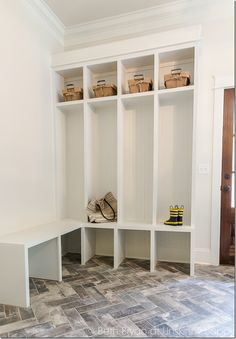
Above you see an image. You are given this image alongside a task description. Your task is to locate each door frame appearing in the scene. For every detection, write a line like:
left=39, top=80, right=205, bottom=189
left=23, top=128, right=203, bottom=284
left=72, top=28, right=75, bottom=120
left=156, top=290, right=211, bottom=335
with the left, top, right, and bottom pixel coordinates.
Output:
left=211, top=75, right=234, bottom=265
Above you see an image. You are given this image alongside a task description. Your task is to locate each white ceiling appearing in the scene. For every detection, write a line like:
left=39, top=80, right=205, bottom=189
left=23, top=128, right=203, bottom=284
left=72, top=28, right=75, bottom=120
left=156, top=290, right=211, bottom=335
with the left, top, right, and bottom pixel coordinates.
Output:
left=44, top=0, right=175, bottom=27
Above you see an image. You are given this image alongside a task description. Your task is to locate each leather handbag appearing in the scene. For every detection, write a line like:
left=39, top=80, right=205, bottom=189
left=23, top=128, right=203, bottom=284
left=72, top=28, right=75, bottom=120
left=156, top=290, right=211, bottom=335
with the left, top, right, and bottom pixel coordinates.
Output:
left=86, top=192, right=117, bottom=223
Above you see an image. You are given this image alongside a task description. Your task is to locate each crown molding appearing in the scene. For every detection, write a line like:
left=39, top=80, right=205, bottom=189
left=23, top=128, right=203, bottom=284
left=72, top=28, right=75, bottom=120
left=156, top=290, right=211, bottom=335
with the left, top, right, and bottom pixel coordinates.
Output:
left=25, top=0, right=65, bottom=45
left=64, top=0, right=233, bottom=50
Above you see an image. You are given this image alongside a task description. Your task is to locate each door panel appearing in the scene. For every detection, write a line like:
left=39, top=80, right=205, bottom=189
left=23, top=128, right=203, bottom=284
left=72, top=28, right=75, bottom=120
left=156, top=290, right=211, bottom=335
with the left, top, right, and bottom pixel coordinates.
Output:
left=220, top=88, right=235, bottom=265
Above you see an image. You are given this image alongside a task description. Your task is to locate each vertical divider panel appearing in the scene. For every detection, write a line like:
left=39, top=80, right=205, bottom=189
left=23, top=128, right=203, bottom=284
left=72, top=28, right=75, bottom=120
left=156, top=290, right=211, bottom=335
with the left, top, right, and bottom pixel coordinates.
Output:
left=150, top=230, right=156, bottom=272
left=83, top=66, right=90, bottom=212
left=117, top=60, right=123, bottom=223
left=190, top=230, right=195, bottom=276
left=114, top=229, right=125, bottom=269
left=191, top=44, right=198, bottom=228
left=81, top=227, right=96, bottom=265
left=152, top=52, right=160, bottom=226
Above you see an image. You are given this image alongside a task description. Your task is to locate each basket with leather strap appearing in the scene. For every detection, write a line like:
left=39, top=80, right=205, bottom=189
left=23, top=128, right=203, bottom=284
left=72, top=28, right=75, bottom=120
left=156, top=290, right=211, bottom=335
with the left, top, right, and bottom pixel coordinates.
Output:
left=164, top=68, right=191, bottom=89
left=128, top=74, right=153, bottom=93
left=92, top=80, right=117, bottom=97
left=86, top=192, right=117, bottom=223
left=62, top=84, right=83, bottom=101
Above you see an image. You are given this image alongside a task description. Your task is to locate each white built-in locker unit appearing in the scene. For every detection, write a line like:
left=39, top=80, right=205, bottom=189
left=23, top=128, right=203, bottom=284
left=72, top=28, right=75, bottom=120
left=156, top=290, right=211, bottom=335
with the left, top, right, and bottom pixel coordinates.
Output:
left=53, top=43, right=197, bottom=275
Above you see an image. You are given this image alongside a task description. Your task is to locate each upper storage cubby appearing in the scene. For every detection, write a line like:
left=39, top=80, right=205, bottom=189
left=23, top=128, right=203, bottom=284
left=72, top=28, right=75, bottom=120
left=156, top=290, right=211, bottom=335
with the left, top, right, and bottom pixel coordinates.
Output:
left=87, top=62, right=117, bottom=99
left=120, top=55, right=154, bottom=95
left=158, top=47, right=194, bottom=90
left=54, top=67, right=83, bottom=103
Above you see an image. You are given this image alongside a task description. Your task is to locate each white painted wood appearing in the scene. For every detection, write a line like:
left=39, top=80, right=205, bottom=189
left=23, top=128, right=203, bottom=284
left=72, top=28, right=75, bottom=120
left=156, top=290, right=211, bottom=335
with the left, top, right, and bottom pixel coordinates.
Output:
left=81, top=227, right=96, bottom=264
left=150, top=230, right=158, bottom=272
left=121, top=95, right=154, bottom=224
left=61, top=228, right=81, bottom=255
left=154, top=225, right=194, bottom=232
left=65, top=106, right=86, bottom=221
left=114, top=229, right=125, bottom=269
left=29, top=237, right=61, bottom=281
left=56, top=100, right=84, bottom=113
left=0, top=219, right=82, bottom=248
left=52, top=42, right=199, bottom=275
left=157, top=91, right=193, bottom=225
left=190, top=229, right=195, bottom=276
left=52, top=26, right=202, bottom=65
left=117, top=60, right=124, bottom=224
left=152, top=52, right=159, bottom=225
left=86, top=101, right=117, bottom=200
left=155, top=231, right=190, bottom=263
left=0, top=244, right=29, bottom=307
left=95, top=229, right=114, bottom=256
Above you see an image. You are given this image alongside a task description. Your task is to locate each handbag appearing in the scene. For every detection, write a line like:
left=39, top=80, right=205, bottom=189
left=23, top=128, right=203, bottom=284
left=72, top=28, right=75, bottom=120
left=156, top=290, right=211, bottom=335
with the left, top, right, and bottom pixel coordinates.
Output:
left=86, top=192, right=117, bottom=223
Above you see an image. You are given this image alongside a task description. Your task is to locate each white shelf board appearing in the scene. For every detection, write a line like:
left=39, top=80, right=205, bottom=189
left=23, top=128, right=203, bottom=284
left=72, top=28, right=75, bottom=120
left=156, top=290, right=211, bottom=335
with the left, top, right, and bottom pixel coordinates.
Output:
left=154, top=224, right=194, bottom=232
left=56, top=100, right=84, bottom=113
left=158, top=86, right=194, bottom=104
left=158, top=85, right=194, bottom=95
left=0, top=219, right=83, bottom=248
left=117, top=223, right=152, bottom=231
left=121, top=90, right=154, bottom=100
left=121, top=91, right=154, bottom=107
left=82, top=222, right=116, bottom=229
left=87, top=95, right=117, bottom=109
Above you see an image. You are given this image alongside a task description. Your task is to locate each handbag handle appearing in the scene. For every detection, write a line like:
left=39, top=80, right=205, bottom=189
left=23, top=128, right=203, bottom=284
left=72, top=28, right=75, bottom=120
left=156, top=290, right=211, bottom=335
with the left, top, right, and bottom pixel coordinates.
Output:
left=96, top=199, right=116, bottom=221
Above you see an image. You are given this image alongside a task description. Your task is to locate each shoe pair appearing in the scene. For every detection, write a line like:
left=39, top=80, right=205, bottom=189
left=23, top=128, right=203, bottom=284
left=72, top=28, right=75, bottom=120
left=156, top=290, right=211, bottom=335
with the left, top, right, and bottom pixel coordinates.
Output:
left=164, top=205, right=184, bottom=226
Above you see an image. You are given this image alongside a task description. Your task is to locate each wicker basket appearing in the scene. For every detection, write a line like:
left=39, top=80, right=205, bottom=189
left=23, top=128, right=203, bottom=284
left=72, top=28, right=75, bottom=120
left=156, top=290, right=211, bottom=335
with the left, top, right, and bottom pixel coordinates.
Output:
left=92, top=80, right=117, bottom=97
left=128, top=74, right=153, bottom=93
left=62, top=84, right=83, bottom=101
left=164, top=69, right=191, bottom=89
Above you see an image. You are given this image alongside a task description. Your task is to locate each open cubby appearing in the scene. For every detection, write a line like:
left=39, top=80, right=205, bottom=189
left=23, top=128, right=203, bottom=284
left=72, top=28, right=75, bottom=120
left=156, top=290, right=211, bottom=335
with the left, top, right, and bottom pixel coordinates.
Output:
left=86, top=100, right=117, bottom=207
left=121, top=96, right=154, bottom=224
left=55, top=67, right=83, bottom=103
left=61, top=229, right=81, bottom=262
left=87, top=62, right=117, bottom=98
left=154, top=231, right=191, bottom=274
left=157, top=91, right=193, bottom=226
left=116, top=229, right=150, bottom=269
left=158, top=47, right=194, bottom=90
left=82, top=227, right=114, bottom=266
left=121, top=55, right=154, bottom=94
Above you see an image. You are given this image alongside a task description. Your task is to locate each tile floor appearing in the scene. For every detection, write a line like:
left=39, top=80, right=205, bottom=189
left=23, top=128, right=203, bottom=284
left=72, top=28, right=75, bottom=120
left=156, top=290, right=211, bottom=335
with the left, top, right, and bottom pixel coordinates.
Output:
left=0, top=254, right=234, bottom=337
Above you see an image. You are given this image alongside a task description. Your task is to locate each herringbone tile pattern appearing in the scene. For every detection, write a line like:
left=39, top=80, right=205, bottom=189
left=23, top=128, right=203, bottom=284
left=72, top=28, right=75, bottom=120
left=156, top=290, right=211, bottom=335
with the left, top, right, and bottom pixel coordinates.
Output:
left=0, top=254, right=234, bottom=337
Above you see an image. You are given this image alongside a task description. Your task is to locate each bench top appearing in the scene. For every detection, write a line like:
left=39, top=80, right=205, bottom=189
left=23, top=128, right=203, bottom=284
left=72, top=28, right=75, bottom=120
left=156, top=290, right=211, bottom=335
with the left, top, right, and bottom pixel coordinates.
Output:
left=0, top=219, right=82, bottom=248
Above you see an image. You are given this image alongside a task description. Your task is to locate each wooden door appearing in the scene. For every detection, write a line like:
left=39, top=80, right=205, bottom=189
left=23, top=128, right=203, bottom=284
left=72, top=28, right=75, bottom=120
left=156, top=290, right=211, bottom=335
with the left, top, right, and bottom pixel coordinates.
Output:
left=220, top=88, right=235, bottom=265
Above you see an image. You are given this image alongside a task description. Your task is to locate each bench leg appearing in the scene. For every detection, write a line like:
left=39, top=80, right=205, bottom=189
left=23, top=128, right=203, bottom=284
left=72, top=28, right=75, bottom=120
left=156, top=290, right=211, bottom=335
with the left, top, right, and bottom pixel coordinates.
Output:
left=81, top=227, right=95, bottom=265
left=0, top=244, right=30, bottom=307
left=29, top=237, right=62, bottom=281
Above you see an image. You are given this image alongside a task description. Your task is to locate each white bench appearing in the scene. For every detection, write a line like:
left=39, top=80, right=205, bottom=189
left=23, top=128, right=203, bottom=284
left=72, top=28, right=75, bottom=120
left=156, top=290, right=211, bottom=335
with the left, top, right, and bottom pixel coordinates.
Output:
left=0, top=219, right=82, bottom=307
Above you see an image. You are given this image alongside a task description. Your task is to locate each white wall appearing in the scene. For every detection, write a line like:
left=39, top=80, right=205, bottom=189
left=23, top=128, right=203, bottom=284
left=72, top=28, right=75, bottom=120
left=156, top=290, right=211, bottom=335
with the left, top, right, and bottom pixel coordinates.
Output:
left=194, top=17, right=234, bottom=263
left=0, top=0, right=63, bottom=236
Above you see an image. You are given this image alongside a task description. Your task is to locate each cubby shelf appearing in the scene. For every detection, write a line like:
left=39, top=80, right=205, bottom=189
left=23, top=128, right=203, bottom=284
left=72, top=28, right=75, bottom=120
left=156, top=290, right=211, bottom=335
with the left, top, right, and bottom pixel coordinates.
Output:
left=158, top=85, right=194, bottom=96
left=154, top=224, right=194, bottom=232
left=56, top=100, right=84, bottom=113
left=53, top=43, right=197, bottom=275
